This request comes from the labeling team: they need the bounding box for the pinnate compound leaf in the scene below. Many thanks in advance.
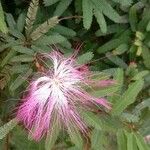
[129,6,137,31]
[91,129,105,150]
[146,20,150,31]
[77,52,94,65]
[125,131,134,150]
[106,52,128,69]
[13,46,34,55]
[0,2,8,33]
[45,123,60,150]
[53,25,76,37]
[97,39,124,54]
[91,0,122,23]
[30,16,59,41]
[44,0,60,6]
[132,71,149,81]
[10,55,34,62]
[0,50,16,67]
[82,0,93,29]
[0,118,18,140]
[112,0,133,6]
[9,69,33,92]
[25,0,39,34]
[121,112,139,123]
[134,133,149,150]
[94,9,107,33]
[5,13,16,30]
[68,127,83,149]
[142,46,150,69]
[95,24,127,37]
[113,43,129,55]
[117,129,127,150]
[11,64,30,74]
[112,80,144,115]
[82,111,102,130]
[133,98,150,116]
[17,12,26,32]
[35,34,67,45]
[54,0,73,16]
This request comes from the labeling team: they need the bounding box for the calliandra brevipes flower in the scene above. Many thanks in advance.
[16,51,112,141]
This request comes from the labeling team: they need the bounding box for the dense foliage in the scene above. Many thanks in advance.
[0,0,150,149]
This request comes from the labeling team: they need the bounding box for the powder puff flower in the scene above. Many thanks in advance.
[16,51,112,140]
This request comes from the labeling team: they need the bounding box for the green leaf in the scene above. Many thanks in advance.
[121,112,139,123]
[124,131,134,150]
[30,16,59,41]
[9,28,24,39]
[146,20,150,31]
[45,122,60,150]
[135,31,145,41]
[82,111,102,130]
[0,42,18,53]
[0,118,18,140]
[9,69,33,92]
[106,52,128,69]
[68,127,83,149]
[60,40,72,49]
[117,129,127,150]
[112,0,133,6]
[17,12,26,32]
[0,2,8,33]
[11,64,30,74]
[95,24,127,37]
[77,52,94,65]
[10,55,34,62]
[112,80,144,115]
[134,133,149,150]
[31,45,52,53]
[113,43,129,55]
[94,9,107,33]
[53,25,76,37]
[44,0,60,6]
[88,69,122,97]
[97,29,131,54]
[91,129,103,150]
[100,115,121,132]
[90,85,120,97]
[142,46,150,69]
[133,98,150,116]
[12,126,44,150]
[5,13,16,30]
[114,68,124,93]
[54,0,73,16]
[0,50,16,67]
[132,71,149,81]
[25,0,39,35]
[140,117,150,136]
[97,39,124,54]
[91,0,122,23]
[138,8,150,31]
[35,34,67,45]
[82,0,93,29]
[67,146,79,150]
[129,6,137,31]
[75,0,82,14]
[13,46,34,55]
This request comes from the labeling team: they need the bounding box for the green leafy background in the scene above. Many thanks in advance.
[0,0,150,149]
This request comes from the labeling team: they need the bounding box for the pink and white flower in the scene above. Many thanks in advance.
[16,51,111,140]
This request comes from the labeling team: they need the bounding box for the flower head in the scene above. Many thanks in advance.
[16,51,111,140]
